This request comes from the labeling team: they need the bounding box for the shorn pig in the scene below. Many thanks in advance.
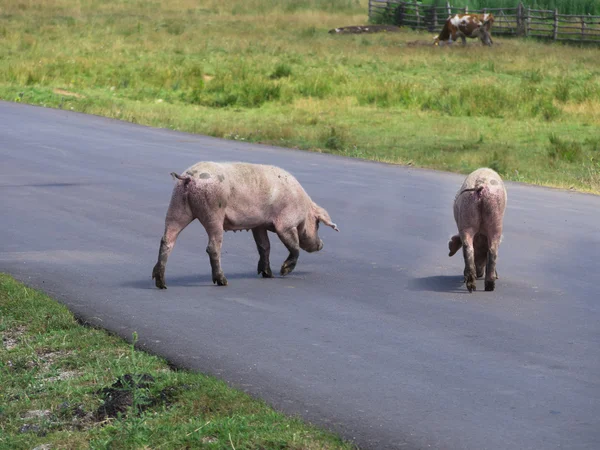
[448,167,507,292]
[152,162,339,288]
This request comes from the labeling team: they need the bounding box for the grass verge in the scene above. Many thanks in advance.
[0,273,356,450]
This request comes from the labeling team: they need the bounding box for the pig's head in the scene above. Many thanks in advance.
[298,202,339,253]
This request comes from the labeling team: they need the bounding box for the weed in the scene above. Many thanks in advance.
[488,150,510,175]
[547,133,583,162]
[299,26,317,38]
[324,127,344,150]
[554,77,571,103]
[270,63,292,79]
[523,69,544,83]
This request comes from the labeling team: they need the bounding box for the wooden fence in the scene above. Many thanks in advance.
[368,1,600,43]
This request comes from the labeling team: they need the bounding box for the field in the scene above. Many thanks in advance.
[1,0,599,193]
[0,273,355,449]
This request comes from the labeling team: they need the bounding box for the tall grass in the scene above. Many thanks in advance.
[421,0,600,15]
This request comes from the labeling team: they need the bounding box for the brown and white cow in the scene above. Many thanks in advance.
[433,13,494,46]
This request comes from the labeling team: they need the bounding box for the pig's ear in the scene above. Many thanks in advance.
[314,204,339,232]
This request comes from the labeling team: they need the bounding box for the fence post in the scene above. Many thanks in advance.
[581,16,585,40]
[526,6,531,37]
[415,0,420,29]
[516,2,523,36]
[465,6,468,14]
[433,5,438,30]
[553,9,558,40]
[394,2,405,27]
[446,1,451,18]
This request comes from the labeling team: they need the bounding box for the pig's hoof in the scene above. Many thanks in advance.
[465,275,476,293]
[260,268,273,278]
[257,262,273,278]
[152,265,167,289]
[280,261,296,276]
[485,280,495,291]
[213,274,228,286]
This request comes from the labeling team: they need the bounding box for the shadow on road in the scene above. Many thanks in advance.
[0,183,90,188]
[123,271,314,289]
[123,272,260,289]
[407,275,465,293]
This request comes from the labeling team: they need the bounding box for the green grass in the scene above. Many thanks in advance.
[418,0,600,15]
[0,273,356,450]
[1,0,599,193]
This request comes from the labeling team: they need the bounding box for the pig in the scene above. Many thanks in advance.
[448,167,507,292]
[152,161,339,289]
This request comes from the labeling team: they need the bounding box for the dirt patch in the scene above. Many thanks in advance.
[46,370,80,383]
[22,410,52,420]
[94,373,180,421]
[34,349,81,382]
[53,88,85,99]
[329,24,401,34]
[2,325,27,350]
[55,402,95,431]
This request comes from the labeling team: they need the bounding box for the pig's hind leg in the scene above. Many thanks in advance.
[461,230,477,293]
[252,227,273,278]
[152,192,193,289]
[474,233,489,279]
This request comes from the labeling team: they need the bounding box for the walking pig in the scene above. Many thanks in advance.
[448,167,507,292]
[152,161,339,288]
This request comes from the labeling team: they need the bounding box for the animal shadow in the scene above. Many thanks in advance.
[123,271,313,290]
[408,275,466,293]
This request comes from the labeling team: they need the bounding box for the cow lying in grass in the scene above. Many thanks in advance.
[448,168,507,292]
[433,13,495,46]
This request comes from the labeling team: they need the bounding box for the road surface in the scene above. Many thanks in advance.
[1,101,599,449]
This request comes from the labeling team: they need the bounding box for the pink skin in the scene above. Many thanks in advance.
[152,162,339,288]
[448,168,507,292]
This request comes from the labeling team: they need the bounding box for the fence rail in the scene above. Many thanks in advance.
[368,0,600,43]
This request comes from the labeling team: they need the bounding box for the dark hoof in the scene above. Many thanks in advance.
[485,280,495,291]
[280,261,297,276]
[213,274,228,286]
[260,269,274,278]
[465,275,476,293]
[152,264,167,289]
[257,262,273,278]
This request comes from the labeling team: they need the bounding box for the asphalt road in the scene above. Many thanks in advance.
[1,101,599,450]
